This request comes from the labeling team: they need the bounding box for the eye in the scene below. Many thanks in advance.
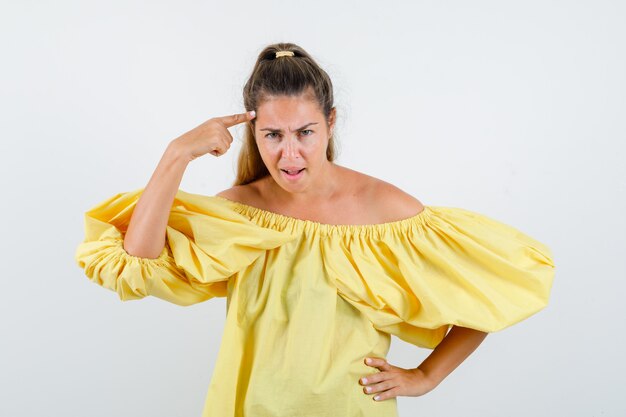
[301,129,313,136]
[265,132,279,139]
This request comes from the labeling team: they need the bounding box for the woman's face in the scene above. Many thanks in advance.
[253,93,335,196]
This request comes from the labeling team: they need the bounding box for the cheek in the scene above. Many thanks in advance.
[264,145,283,158]
[256,143,282,164]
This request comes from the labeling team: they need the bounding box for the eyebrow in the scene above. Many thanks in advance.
[259,122,318,133]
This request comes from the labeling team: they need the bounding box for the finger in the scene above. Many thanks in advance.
[210,138,231,156]
[372,387,400,402]
[210,145,224,156]
[364,357,391,371]
[359,372,379,386]
[363,379,394,396]
[216,110,256,128]
[360,370,393,386]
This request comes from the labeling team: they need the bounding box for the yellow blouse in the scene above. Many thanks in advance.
[74,187,555,417]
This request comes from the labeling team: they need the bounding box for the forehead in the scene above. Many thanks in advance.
[256,95,323,125]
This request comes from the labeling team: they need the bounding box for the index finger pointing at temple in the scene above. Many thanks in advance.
[216,111,256,128]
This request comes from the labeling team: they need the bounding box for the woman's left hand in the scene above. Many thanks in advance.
[359,357,439,401]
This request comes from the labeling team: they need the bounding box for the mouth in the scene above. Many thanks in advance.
[280,168,305,179]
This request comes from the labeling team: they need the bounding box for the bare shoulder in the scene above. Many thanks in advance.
[365,175,425,221]
[214,181,262,205]
[214,186,241,200]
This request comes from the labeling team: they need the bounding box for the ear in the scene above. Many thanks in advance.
[328,107,336,133]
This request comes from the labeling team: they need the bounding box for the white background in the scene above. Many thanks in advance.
[1,1,624,416]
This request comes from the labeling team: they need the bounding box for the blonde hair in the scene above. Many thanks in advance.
[234,42,338,186]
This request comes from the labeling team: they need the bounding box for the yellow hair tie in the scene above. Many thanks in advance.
[275,50,295,58]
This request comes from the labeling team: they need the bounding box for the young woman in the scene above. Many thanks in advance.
[75,42,555,417]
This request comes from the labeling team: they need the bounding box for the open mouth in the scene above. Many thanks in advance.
[281,168,305,178]
[281,168,305,174]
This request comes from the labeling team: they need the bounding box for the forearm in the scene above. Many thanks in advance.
[123,140,191,258]
[416,325,488,387]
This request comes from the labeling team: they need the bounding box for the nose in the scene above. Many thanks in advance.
[281,135,301,160]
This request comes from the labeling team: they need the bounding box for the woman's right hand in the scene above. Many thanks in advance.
[172,110,256,161]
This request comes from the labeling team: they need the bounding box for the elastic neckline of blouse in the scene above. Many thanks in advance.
[212,195,432,235]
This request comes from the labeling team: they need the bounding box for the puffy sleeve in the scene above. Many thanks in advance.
[74,187,298,306]
[324,206,556,349]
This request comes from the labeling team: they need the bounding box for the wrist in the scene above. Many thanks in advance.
[413,366,443,389]
[166,139,194,164]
